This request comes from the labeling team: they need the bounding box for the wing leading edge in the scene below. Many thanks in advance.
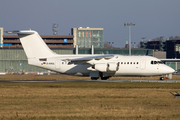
[62,54,115,64]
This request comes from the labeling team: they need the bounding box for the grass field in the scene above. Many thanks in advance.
[0,81,180,120]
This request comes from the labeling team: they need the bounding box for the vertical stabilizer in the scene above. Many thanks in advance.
[7,30,56,58]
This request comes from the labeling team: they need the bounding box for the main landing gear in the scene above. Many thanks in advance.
[100,76,109,80]
[90,71,112,80]
[91,76,110,80]
[91,77,99,80]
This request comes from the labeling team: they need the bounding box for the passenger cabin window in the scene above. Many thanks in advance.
[120,62,139,65]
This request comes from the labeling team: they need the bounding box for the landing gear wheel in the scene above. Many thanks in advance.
[101,77,109,80]
[160,77,164,80]
[91,77,99,80]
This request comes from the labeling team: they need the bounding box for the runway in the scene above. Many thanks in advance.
[0,79,180,83]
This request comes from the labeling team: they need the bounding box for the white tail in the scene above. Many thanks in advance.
[8,30,56,58]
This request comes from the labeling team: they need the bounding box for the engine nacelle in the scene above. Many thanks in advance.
[107,62,117,71]
[93,62,119,72]
[94,63,107,72]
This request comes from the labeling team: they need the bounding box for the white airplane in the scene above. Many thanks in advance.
[7,30,175,80]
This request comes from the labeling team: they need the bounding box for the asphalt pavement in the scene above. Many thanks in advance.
[0,79,180,83]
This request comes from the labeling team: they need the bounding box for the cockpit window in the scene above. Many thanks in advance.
[151,61,163,64]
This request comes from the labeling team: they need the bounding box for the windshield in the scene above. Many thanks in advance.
[151,61,163,64]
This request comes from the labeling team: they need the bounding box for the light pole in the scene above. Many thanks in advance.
[124,22,135,55]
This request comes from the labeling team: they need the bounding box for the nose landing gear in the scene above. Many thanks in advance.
[159,74,172,80]
[160,77,164,80]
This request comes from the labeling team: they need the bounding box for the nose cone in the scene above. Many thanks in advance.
[160,65,175,74]
[168,67,175,73]
[165,66,175,74]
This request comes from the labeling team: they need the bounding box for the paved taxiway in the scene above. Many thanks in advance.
[0,80,180,83]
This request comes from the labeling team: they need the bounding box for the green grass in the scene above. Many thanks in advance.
[0,82,180,120]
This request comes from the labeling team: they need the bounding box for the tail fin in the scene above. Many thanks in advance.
[7,30,56,58]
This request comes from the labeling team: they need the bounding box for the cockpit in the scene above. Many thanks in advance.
[151,61,163,64]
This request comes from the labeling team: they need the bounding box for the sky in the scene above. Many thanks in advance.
[1,0,180,48]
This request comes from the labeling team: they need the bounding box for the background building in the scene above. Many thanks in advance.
[166,40,180,59]
[0,28,3,47]
[140,39,180,59]
[140,40,166,51]
[72,27,104,48]
[3,35,74,48]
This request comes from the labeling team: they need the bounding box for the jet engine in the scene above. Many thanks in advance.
[107,62,119,71]
[94,63,107,72]
[93,62,119,72]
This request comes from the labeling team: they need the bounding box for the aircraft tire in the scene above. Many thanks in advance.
[101,77,109,80]
[160,77,164,80]
[91,77,98,80]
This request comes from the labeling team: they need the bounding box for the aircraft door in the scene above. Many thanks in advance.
[55,60,61,69]
[140,59,146,70]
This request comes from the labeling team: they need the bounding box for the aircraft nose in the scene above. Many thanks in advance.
[167,67,175,73]
[161,65,175,74]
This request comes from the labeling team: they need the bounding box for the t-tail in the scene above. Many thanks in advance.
[6,30,57,59]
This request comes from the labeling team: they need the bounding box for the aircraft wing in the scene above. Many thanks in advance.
[62,54,115,64]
